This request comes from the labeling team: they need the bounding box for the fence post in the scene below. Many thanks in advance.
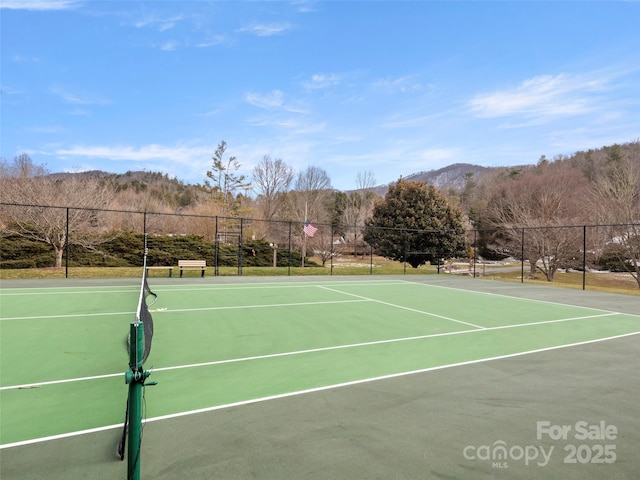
[582,225,587,291]
[65,207,69,278]
[521,228,525,283]
[214,217,219,276]
[370,244,373,275]
[330,223,334,276]
[238,218,243,276]
[288,222,292,276]
[473,229,477,278]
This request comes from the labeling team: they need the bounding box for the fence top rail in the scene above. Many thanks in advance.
[1,202,638,233]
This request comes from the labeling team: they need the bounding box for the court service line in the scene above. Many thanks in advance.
[0,280,405,296]
[2,328,638,451]
[0,311,619,392]
[317,284,485,329]
[151,281,406,294]
[0,299,370,321]
[165,298,370,314]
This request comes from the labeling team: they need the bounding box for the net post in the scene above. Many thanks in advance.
[125,322,150,480]
[120,235,156,479]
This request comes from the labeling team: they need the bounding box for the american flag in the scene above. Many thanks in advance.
[303,221,318,237]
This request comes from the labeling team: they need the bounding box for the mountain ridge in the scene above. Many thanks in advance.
[369,162,529,196]
[46,163,529,197]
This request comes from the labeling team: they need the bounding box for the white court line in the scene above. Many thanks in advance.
[0,299,370,321]
[0,311,619,392]
[0,279,406,296]
[0,288,140,297]
[153,280,406,292]
[0,311,135,321]
[318,284,485,329]
[164,299,369,314]
[2,328,639,451]
[401,279,640,317]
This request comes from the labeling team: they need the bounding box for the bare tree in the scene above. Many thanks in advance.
[252,155,294,222]
[355,170,376,191]
[590,143,640,287]
[290,166,332,223]
[342,171,378,254]
[284,166,333,266]
[487,164,590,281]
[310,227,336,266]
[0,154,116,268]
[1,153,48,178]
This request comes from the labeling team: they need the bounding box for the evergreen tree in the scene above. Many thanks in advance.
[364,179,467,267]
[204,140,250,216]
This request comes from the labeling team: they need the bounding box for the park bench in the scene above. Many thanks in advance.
[145,265,174,277]
[178,259,206,277]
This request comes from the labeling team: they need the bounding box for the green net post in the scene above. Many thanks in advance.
[124,322,151,480]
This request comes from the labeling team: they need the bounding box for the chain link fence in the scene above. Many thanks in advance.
[1,202,638,290]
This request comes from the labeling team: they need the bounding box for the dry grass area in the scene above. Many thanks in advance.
[481,268,640,296]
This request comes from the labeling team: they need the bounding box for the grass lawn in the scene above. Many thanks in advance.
[1,255,638,296]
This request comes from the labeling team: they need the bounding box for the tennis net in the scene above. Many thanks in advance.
[136,251,157,364]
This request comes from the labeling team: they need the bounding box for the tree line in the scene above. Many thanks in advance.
[1,140,638,287]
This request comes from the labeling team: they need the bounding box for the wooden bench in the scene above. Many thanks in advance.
[178,259,206,277]
[146,266,174,277]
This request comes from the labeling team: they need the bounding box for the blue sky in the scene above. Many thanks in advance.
[2,1,639,191]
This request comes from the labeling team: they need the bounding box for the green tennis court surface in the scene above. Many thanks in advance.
[1,276,639,479]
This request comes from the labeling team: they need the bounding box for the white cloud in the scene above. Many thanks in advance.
[247,116,325,134]
[372,75,425,94]
[158,21,178,32]
[51,143,214,181]
[291,1,318,13]
[159,40,179,51]
[416,148,459,163]
[196,35,227,48]
[468,72,608,120]
[383,112,446,129]
[198,107,222,117]
[51,87,110,105]
[55,144,211,164]
[1,0,80,10]
[245,90,308,114]
[12,54,42,63]
[238,23,294,37]
[134,14,185,31]
[245,90,285,109]
[47,143,216,183]
[303,73,341,90]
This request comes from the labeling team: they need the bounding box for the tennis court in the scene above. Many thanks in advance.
[1,275,639,479]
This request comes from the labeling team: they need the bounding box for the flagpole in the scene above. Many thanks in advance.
[302,202,307,268]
